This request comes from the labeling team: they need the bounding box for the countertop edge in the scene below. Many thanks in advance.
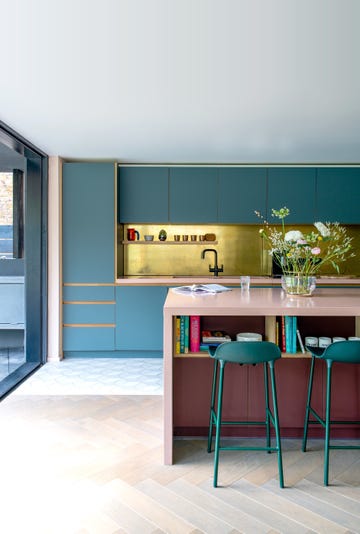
[115,276,360,287]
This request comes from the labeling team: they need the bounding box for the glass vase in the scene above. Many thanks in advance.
[281,274,316,296]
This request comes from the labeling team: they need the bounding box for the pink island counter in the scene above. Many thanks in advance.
[163,287,360,464]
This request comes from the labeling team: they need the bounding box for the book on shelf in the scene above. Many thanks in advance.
[177,315,190,353]
[189,315,201,352]
[180,315,185,353]
[292,316,297,353]
[175,316,181,354]
[202,330,231,343]
[172,284,232,295]
[184,315,189,353]
[285,315,297,354]
[297,328,306,353]
[281,316,286,352]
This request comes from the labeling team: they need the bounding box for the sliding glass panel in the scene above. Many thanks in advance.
[0,125,47,397]
[0,171,25,381]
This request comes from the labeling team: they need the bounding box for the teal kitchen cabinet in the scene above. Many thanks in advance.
[218,168,267,223]
[63,286,115,352]
[316,168,360,223]
[118,166,169,222]
[63,162,115,283]
[115,286,167,356]
[267,168,316,223]
[63,327,115,352]
[169,167,218,222]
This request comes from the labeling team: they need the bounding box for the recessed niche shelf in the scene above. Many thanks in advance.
[122,240,218,245]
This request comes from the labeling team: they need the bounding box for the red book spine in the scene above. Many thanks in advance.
[281,316,286,352]
[190,316,201,353]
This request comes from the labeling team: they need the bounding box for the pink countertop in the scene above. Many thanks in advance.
[116,276,359,287]
[164,286,360,317]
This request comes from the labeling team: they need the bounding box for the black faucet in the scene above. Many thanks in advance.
[201,248,224,277]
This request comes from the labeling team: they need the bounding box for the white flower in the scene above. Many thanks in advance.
[314,222,330,237]
[284,230,303,242]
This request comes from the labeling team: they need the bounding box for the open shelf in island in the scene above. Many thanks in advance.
[163,286,360,464]
[122,240,218,245]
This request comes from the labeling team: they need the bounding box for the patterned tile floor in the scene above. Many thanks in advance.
[13,358,163,395]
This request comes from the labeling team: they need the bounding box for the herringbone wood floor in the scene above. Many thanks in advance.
[1,394,359,534]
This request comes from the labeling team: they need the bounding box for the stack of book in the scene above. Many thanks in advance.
[174,320,232,354]
[200,330,231,351]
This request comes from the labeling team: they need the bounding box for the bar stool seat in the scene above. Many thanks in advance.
[207,341,284,488]
[302,340,360,485]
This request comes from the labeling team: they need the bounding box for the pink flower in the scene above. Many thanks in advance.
[311,247,321,255]
[297,239,308,245]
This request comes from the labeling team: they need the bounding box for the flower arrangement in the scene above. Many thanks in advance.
[256,207,355,276]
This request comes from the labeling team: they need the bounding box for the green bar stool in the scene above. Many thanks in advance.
[207,341,284,488]
[302,340,360,486]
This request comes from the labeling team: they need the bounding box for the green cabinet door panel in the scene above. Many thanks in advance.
[118,166,169,222]
[169,168,218,222]
[63,286,115,301]
[316,168,360,223]
[115,286,167,352]
[63,162,115,283]
[267,168,316,223]
[63,327,115,351]
[218,168,267,223]
[63,303,115,324]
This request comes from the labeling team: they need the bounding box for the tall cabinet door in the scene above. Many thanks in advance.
[63,162,115,283]
[118,166,169,222]
[316,168,360,223]
[218,168,267,223]
[267,168,316,223]
[169,167,218,222]
[115,286,167,353]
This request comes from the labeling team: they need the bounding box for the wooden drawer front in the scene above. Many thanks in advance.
[63,327,115,351]
[63,285,115,301]
[63,303,115,325]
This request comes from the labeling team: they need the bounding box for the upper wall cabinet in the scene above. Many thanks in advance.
[63,162,115,283]
[267,168,316,223]
[118,166,169,222]
[218,168,267,223]
[169,167,218,222]
[316,168,360,223]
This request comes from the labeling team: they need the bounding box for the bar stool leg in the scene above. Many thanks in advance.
[213,360,225,488]
[269,361,284,488]
[302,356,316,452]
[324,361,333,486]
[207,359,218,453]
[263,362,271,451]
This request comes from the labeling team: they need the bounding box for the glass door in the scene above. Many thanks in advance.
[0,169,25,380]
[0,124,47,397]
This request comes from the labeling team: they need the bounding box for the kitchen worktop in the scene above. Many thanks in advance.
[116,275,360,286]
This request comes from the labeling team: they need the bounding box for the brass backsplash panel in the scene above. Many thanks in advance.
[118,224,360,277]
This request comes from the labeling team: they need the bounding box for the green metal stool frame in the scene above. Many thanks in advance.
[207,341,284,488]
[302,340,360,486]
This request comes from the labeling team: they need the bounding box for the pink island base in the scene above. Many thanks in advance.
[163,287,360,464]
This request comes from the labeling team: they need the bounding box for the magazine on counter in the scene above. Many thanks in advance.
[172,283,232,295]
